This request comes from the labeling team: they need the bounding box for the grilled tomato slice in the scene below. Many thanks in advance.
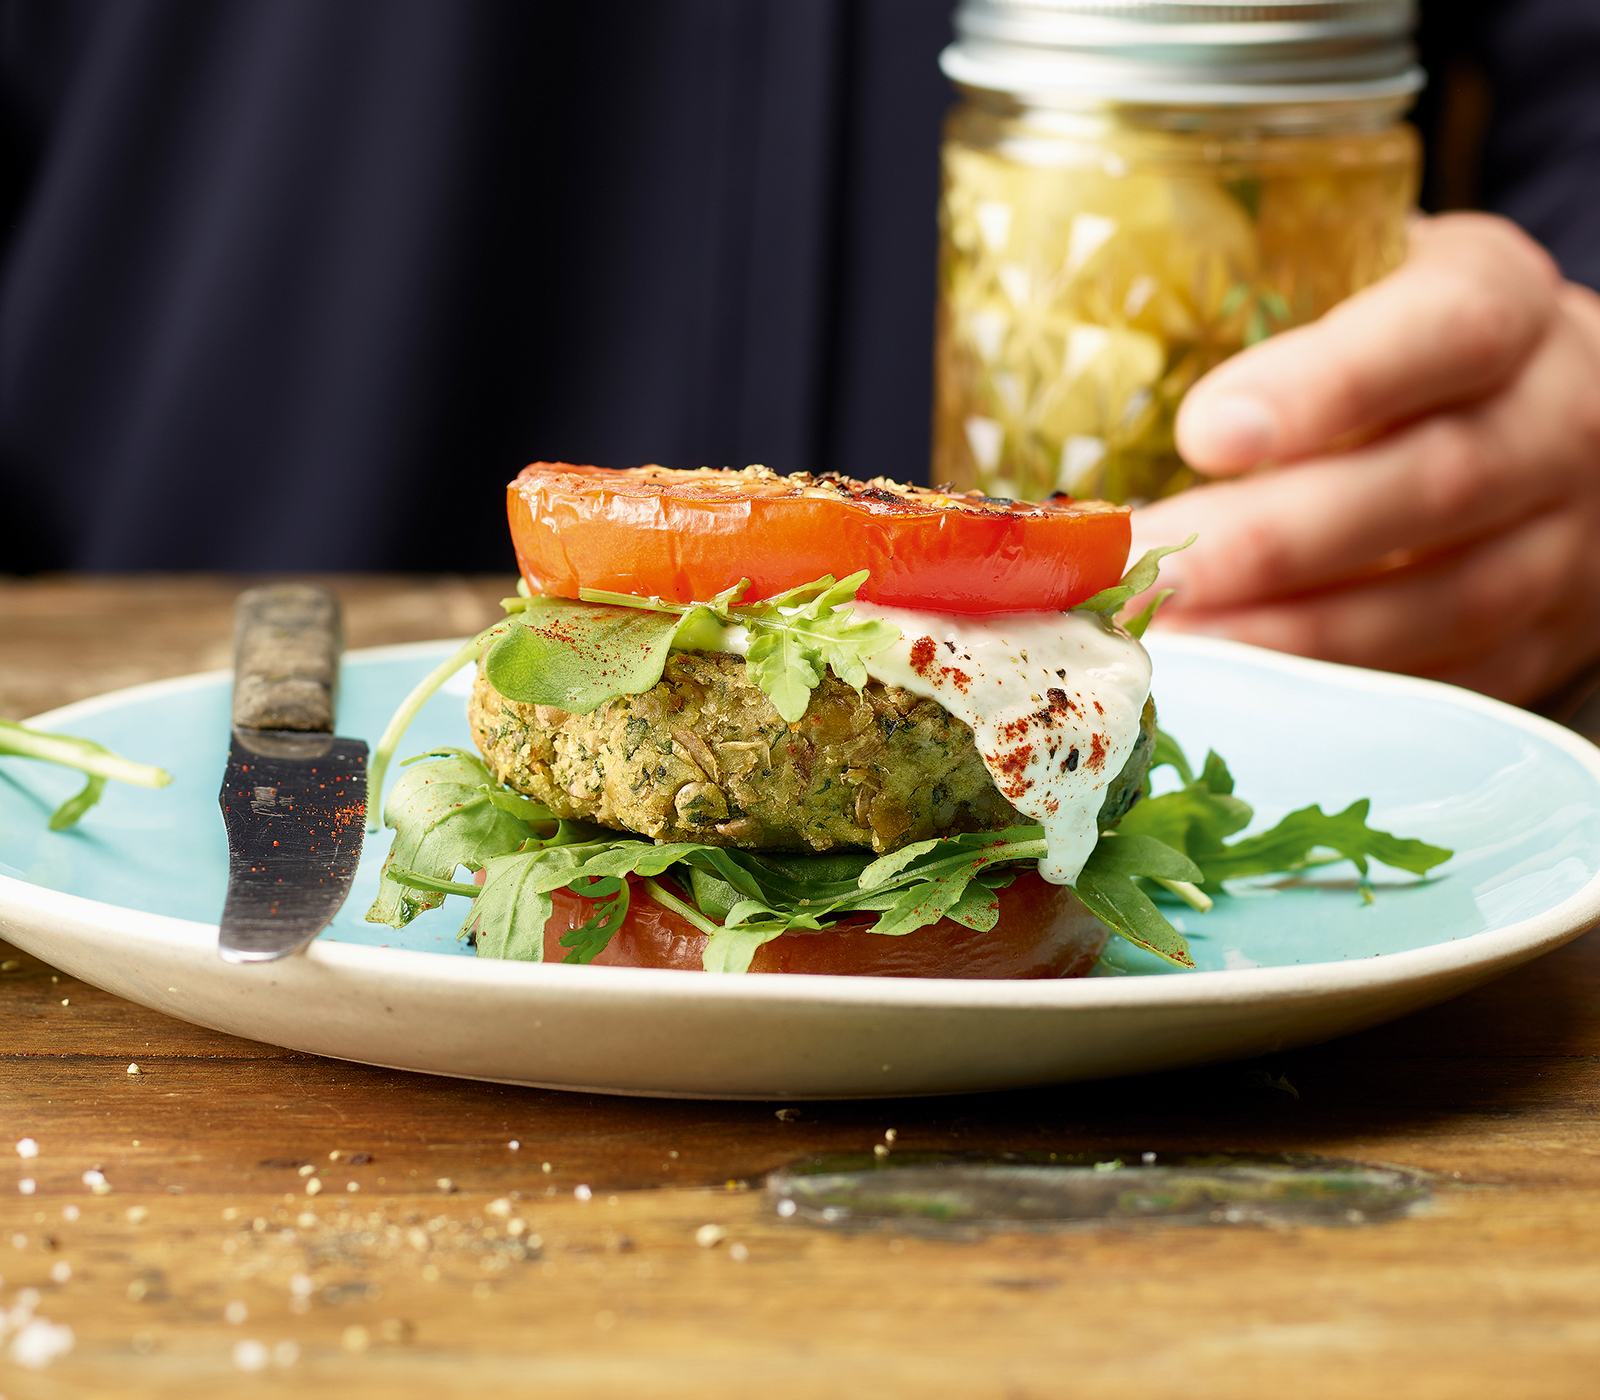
[543,873,1109,978]
[508,463,1130,614]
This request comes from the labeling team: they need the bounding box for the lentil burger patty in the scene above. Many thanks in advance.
[469,650,1156,854]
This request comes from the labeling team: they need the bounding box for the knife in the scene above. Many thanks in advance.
[217,585,369,963]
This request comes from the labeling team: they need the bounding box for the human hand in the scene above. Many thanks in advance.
[1130,213,1600,704]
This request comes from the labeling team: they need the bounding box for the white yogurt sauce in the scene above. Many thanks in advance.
[848,604,1152,885]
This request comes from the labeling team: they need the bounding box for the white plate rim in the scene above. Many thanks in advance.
[5,634,1600,1014]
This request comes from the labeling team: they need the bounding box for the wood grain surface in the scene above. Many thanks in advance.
[3,576,1599,1399]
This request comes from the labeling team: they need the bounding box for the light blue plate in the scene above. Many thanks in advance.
[5,635,1600,1097]
[2,635,1597,976]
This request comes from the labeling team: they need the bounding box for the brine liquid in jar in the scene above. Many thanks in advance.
[932,102,1420,505]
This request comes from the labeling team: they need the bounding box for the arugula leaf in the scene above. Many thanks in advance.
[1147,728,1194,786]
[1117,772,1254,882]
[1199,800,1453,884]
[760,571,902,699]
[478,785,556,824]
[637,874,793,974]
[856,836,948,890]
[0,718,171,831]
[366,748,537,927]
[942,877,1002,932]
[472,850,556,960]
[871,868,975,938]
[1083,831,1203,884]
[576,569,901,724]
[1126,730,1452,892]
[556,876,631,964]
[745,627,824,725]
[47,774,107,832]
[738,571,901,722]
[367,733,1448,977]
[485,597,682,714]
[687,866,743,921]
[1121,588,1175,640]
[1079,536,1196,626]
[703,923,789,974]
[1074,863,1197,968]
[1070,832,1205,967]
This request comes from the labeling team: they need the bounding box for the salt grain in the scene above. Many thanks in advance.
[61,1205,79,1222]
[232,1339,269,1372]
[694,1224,726,1248]
[729,1243,750,1262]
[126,1064,139,1076]
[16,1138,38,1159]
[125,1207,148,1224]
[435,1178,455,1193]
[305,1179,322,1197]
[508,1140,520,1151]
[49,1261,71,1283]
[10,1317,75,1370]
[17,1179,34,1196]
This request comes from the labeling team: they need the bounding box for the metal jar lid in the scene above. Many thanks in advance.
[942,0,1425,106]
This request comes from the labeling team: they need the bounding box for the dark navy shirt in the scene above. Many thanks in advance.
[0,1,1593,571]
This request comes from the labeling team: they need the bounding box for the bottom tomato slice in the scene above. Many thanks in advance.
[508,463,1130,614]
[540,873,1108,979]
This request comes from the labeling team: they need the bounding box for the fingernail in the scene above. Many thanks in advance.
[1188,393,1278,465]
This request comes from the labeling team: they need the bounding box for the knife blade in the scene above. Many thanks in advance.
[218,585,369,963]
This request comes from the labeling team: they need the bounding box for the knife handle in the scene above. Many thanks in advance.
[231,585,343,733]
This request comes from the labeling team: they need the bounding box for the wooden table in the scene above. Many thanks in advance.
[4,575,1599,1399]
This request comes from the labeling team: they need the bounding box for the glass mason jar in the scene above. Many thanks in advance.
[932,0,1424,504]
